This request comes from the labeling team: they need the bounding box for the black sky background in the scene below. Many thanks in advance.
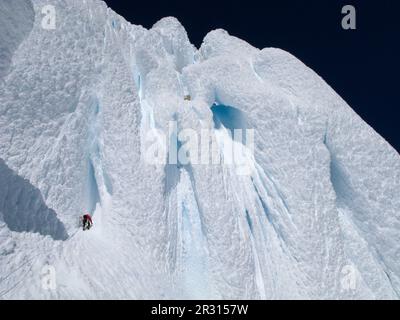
[104,0,399,152]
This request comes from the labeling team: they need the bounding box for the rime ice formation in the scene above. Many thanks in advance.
[0,0,399,299]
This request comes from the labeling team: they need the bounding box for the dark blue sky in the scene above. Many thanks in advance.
[104,0,399,152]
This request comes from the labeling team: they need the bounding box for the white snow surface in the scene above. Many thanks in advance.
[0,0,399,299]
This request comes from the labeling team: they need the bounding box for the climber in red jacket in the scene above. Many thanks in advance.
[82,213,93,231]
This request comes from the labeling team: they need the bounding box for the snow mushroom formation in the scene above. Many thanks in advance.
[0,0,399,299]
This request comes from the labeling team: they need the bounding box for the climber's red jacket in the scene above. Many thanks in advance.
[83,214,92,224]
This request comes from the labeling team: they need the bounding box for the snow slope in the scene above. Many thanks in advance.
[0,0,399,299]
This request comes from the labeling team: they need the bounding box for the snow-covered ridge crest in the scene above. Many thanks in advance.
[0,0,399,299]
